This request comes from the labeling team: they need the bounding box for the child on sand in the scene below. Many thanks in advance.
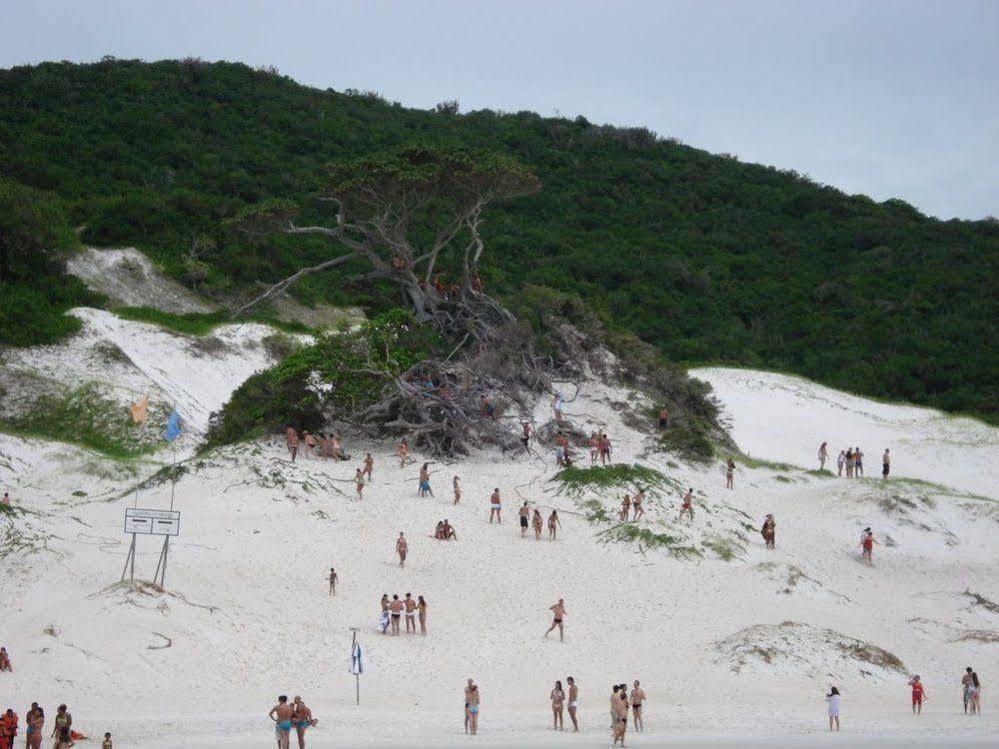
[102,732,112,749]
[826,687,841,731]
[859,527,877,565]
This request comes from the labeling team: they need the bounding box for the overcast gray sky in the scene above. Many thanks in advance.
[3,0,997,219]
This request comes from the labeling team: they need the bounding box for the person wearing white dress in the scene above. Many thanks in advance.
[826,687,841,731]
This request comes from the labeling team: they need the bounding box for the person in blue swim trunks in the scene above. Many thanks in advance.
[269,695,294,749]
[292,696,317,749]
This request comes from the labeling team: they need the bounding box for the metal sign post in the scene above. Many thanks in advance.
[122,508,181,587]
[350,627,361,706]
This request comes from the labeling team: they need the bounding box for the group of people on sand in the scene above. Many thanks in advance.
[379,593,428,636]
[587,432,613,465]
[0,703,95,749]
[610,682,648,745]
[818,442,892,480]
[284,427,350,463]
[618,489,647,521]
[548,677,582,732]
[519,501,562,540]
[268,695,316,749]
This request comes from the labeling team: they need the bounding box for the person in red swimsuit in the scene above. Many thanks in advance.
[908,675,926,715]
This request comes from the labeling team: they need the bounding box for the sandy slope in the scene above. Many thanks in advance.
[1,322,997,747]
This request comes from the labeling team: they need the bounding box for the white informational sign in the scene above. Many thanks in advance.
[124,508,181,536]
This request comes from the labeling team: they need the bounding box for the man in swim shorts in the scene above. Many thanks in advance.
[327,567,338,596]
[679,488,695,522]
[519,501,531,536]
[631,680,646,731]
[490,488,502,524]
[404,593,417,634]
[269,695,294,749]
[545,599,566,642]
[882,449,890,479]
[567,676,579,732]
[292,696,315,749]
[389,594,404,635]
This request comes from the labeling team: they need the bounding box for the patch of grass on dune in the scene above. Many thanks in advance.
[552,463,674,497]
[597,522,703,560]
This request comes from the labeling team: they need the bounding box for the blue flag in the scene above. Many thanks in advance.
[164,410,181,442]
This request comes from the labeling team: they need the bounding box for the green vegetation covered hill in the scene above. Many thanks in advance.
[1,58,996,421]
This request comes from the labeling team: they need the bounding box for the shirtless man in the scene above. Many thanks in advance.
[679,488,695,522]
[363,453,374,481]
[726,457,735,489]
[269,695,295,749]
[490,488,502,524]
[396,532,408,568]
[286,427,299,462]
[854,447,864,477]
[464,679,475,733]
[521,421,532,451]
[600,434,612,465]
[292,696,316,749]
[418,463,434,498]
[396,439,410,469]
[567,676,580,732]
[404,592,417,634]
[631,680,646,731]
[389,594,404,635]
[453,475,462,505]
[327,567,338,596]
[588,433,599,465]
[882,449,891,480]
[632,489,645,521]
[519,501,531,537]
[613,687,629,746]
[302,431,317,459]
[532,509,543,540]
[443,519,457,540]
[545,598,567,642]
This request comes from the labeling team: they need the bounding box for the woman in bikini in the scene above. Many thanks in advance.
[417,595,428,636]
[726,457,735,489]
[354,468,365,500]
[27,707,43,749]
[532,509,543,540]
[620,494,631,522]
[453,475,462,505]
[551,680,566,731]
[363,453,374,480]
[467,684,480,735]
[548,510,562,540]
[292,696,316,749]
[302,431,317,459]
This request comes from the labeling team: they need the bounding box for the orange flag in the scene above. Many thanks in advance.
[131,395,149,425]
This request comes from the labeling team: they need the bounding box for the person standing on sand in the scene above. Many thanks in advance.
[363,453,374,481]
[269,695,294,749]
[354,468,365,500]
[453,475,462,505]
[854,447,864,477]
[631,680,646,732]
[327,567,338,596]
[612,687,629,746]
[553,392,565,422]
[286,427,299,462]
[588,433,599,465]
[620,494,631,521]
[50,705,71,745]
[882,449,891,480]
[396,439,409,469]
[0,646,11,672]
[658,408,669,430]
[404,592,417,634]
[532,508,543,540]
[519,501,531,536]
[467,684,480,735]
[837,450,846,477]
[464,679,475,733]
[825,687,841,731]
[726,457,735,489]
[845,448,854,478]
[490,488,502,524]
[396,532,408,568]
[292,696,316,749]
[908,675,926,715]
[600,433,612,465]
[566,677,579,732]
[818,442,828,470]
[679,488,695,522]
[545,599,567,641]
[761,514,776,550]
[521,421,532,451]
[548,510,562,540]
[417,595,428,635]
[389,594,404,635]
[551,680,566,730]
[632,489,645,521]
[1,491,10,506]
[302,431,317,459]
[859,527,877,565]
[418,463,434,497]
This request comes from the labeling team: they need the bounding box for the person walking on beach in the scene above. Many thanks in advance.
[882,449,891,480]
[453,475,462,505]
[548,510,562,540]
[837,450,846,477]
[532,508,543,540]
[845,448,854,478]
[363,453,374,481]
[418,463,434,497]
[521,421,532,451]
[854,447,864,477]
[600,433,612,465]
[631,680,646,732]
[679,488,695,522]
[612,686,629,746]
[567,676,580,732]
[620,494,631,521]
[396,532,408,568]
[269,695,294,749]
[726,457,735,489]
[519,501,531,537]
[389,594,404,635]
[354,467,365,500]
[859,527,877,565]
[908,675,926,715]
[632,489,645,521]
[464,679,475,734]
[417,595,428,635]
[826,687,841,731]
[51,705,71,746]
[327,567,338,596]
[818,442,828,470]
[490,488,502,524]
[962,668,976,714]
[550,680,566,731]
[396,439,410,468]
[286,427,299,462]
[467,683,480,735]
[761,514,776,550]
[545,599,567,642]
